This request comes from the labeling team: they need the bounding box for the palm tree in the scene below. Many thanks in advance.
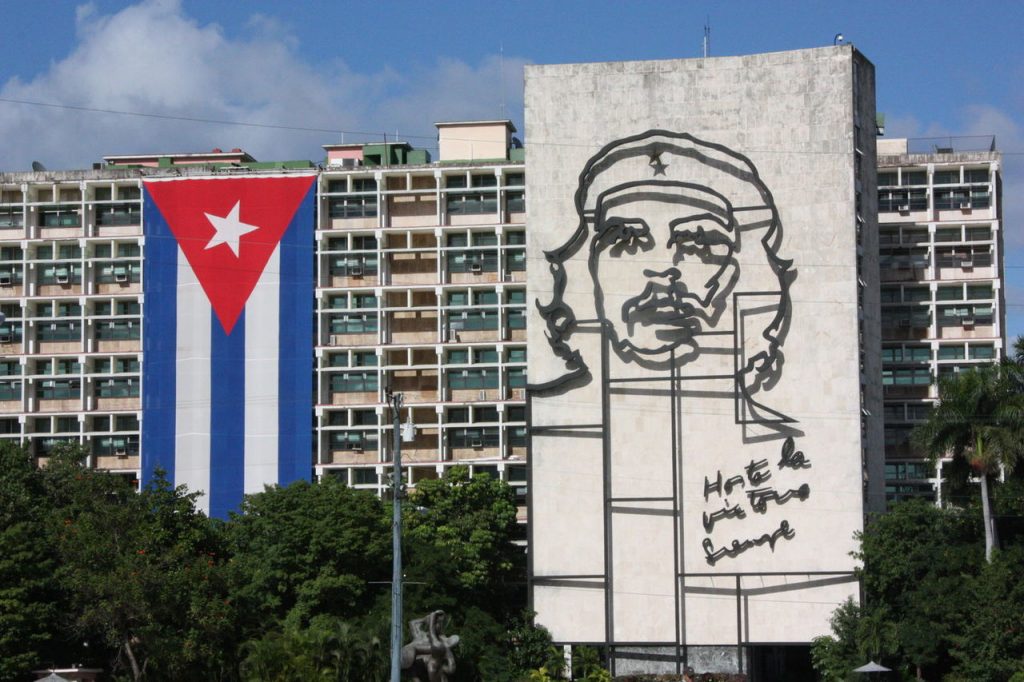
[911,361,1024,562]
[1013,334,1024,365]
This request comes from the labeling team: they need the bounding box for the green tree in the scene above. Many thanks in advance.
[226,477,390,632]
[0,442,58,681]
[946,545,1024,680]
[912,361,1024,562]
[42,445,234,681]
[403,466,521,615]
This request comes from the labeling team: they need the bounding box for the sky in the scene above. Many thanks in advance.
[1,0,1023,338]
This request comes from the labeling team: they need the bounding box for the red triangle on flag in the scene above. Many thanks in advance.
[145,176,315,334]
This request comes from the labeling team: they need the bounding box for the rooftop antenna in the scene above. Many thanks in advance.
[500,41,506,119]
[703,17,710,58]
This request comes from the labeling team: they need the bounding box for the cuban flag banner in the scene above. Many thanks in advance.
[141,175,316,517]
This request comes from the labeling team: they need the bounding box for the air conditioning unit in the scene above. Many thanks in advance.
[961,260,974,268]
[471,440,483,448]
[470,262,482,273]
[0,334,11,344]
[114,272,128,283]
[115,448,127,458]
[962,318,975,327]
[56,274,70,284]
[0,274,11,286]
[349,267,363,277]
[959,202,971,209]
[351,443,363,452]
[898,205,910,212]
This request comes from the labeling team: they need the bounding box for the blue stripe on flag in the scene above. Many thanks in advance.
[141,189,178,488]
[278,183,315,485]
[209,309,246,518]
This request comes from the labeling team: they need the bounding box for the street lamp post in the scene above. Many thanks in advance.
[388,390,405,682]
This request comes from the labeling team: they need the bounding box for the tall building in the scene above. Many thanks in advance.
[525,46,882,676]
[315,121,528,517]
[0,121,528,526]
[877,136,1005,505]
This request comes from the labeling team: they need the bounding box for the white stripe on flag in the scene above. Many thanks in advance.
[175,247,212,515]
[245,246,281,495]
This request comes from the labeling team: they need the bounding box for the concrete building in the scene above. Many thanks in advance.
[524,46,882,677]
[315,120,529,511]
[0,121,529,523]
[876,136,1005,505]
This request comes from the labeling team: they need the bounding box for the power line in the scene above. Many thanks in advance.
[3,96,1024,155]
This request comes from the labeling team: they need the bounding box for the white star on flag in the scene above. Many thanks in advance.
[204,200,260,257]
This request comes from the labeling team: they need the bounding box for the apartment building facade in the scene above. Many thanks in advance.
[877,137,1005,505]
[0,121,528,522]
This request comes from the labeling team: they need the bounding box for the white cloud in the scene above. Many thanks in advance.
[0,0,527,169]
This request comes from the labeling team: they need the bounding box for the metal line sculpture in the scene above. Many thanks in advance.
[532,129,795,417]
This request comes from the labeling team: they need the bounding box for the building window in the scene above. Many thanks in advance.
[449,427,499,448]
[901,171,927,186]
[327,178,378,218]
[96,262,140,284]
[447,290,498,331]
[38,380,81,400]
[937,345,965,361]
[447,232,499,273]
[95,320,141,340]
[93,435,139,456]
[885,461,933,480]
[881,368,931,386]
[966,284,993,300]
[96,203,141,226]
[328,430,378,452]
[351,467,378,485]
[38,206,80,228]
[0,321,23,343]
[937,305,993,327]
[0,380,21,401]
[965,226,992,241]
[446,174,497,215]
[95,378,139,398]
[329,312,378,335]
[446,347,499,390]
[506,173,525,213]
[0,264,23,286]
[448,367,499,390]
[507,367,527,388]
[38,321,81,342]
[38,265,82,286]
[330,371,378,393]
[0,207,23,229]
[968,344,995,360]
[329,351,377,368]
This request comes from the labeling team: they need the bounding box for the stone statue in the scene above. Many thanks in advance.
[400,610,460,682]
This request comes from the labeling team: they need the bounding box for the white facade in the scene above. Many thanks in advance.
[525,46,882,673]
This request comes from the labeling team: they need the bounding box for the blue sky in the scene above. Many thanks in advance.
[2,0,1023,338]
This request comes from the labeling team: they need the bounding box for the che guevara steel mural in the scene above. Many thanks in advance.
[531,130,811,566]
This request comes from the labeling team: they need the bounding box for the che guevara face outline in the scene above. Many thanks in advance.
[588,181,741,362]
